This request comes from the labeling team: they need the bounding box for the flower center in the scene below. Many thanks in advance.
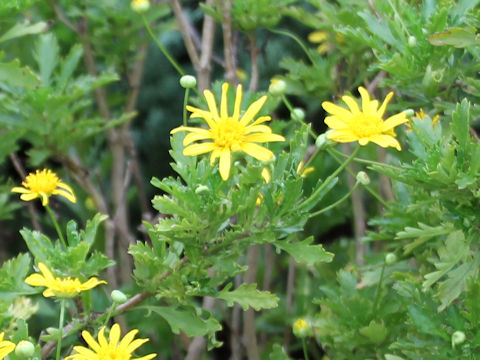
[212,118,245,150]
[53,277,82,295]
[351,114,383,138]
[98,349,130,360]
[23,170,60,194]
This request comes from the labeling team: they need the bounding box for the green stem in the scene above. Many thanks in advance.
[45,205,67,250]
[302,338,310,360]
[56,300,66,360]
[268,28,316,65]
[281,95,317,138]
[327,148,391,209]
[310,181,360,218]
[371,261,386,319]
[142,15,185,77]
[329,147,399,169]
[300,146,360,211]
[183,88,190,127]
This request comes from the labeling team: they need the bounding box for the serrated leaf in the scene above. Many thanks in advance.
[0,21,48,43]
[217,283,279,311]
[359,320,388,344]
[274,236,334,265]
[428,27,480,48]
[33,33,59,86]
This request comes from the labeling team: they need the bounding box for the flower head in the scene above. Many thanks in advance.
[25,263,106,298]
[322,87,408,150]
[11,169,76,206]
[131,0,150,12]
[292,318,310,338]
[0,333,14,360]
[66,323,156,360]
[171,83,285,180]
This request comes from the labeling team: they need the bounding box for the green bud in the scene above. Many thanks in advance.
[111,290,128,304]
[268,78,287,96]
[131,0,150,13]
[403,109,414,117]
[195,185,210,194]
[356,171,370,185]
[385,252,397,265]
[291,108,305,122]
[408,36,417,47]
[451,330,466,348]
[15,341,35,359]
[315,132,334,150]
[179,75,197,89]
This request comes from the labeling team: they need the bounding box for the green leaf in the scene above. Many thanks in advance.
[0,253,37,299]
[451,99,470,165]
[359,320,388,344]
[33,33,59,86]
[274,236,334,265]
[0,58,40,88]
[217,283,279,311]
[82,213,108,246]
[396,222,454,254]
[0,21,47,43]
[269,344,292,360]
[428,27,480,48]
[407,304,448,339]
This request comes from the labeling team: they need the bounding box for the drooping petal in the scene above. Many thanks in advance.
[244,125,272,134]
[240,143,274,162]
[53,188,77,204]
[183,142,216,156]
[369,134,402,150]
[210,148,221,165]
[232,84,243,120]
[183,132,212,146]
[79,277,107,291]
[11,186,30,194]
[239,96,267,126]
[248,115,271,127]
[185,106,217,128]
[221,82,231,119]
[219,149,231,181]
[39,192,49,206]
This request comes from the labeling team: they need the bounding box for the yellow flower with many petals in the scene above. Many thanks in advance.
[171,83,285,180]
[322,87,408,150]
[11,169,76,206]
[25,263,106,298]
[66,323,156,360]
[0,333,14,360]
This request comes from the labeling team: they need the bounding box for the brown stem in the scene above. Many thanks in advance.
[185,296,216,360]
[198,0,216,92]
[219,0,237,85]
[248,31,259,93]
[283,256,296,352]
[230,274,243,360]
[242,245,260,360]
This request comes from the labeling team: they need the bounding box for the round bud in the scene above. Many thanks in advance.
[195,185,210,194]
[111,290,128,304]
[15,341,35,359]
[268,78,287,96]
[451,330,466,347]
[131,0,150,13]
[292,318,309,338]
[408,36,417,47]
[385,252,397,265]
[179,75,197,89]
[356,171,370,186]
[291,108,306,122]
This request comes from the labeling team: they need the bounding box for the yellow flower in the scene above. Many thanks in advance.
[296,161,315,178]
[292,318,309,338]
[405,108,440,131]
[131,0,150,12]
[25,263,106,298]
[322,87,408,150]
[171,83,285,180]
[66,323,156,360]
[0,333,14,360]
[11,169,76,206]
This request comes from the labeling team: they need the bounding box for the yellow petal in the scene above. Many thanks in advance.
[81,331,101,352]
[11,186,30,194]
[322,101,353,121]
[324,116,348,129]
[97,327,108,348]
[24,273,48,287]
[248,115,271,127]
[308,31,327,43]
[43,289,55,297]
[240,143,274,162]
[185,106,216,128]
[244,125,272,134]
[341,95,360,114]
[183,142,216,156]
[261,168,271,183]
[219,149,231,181]
[125,338,149,353]
[53,188,76,204]
[244,133,285,143]
[358,87,373,115]
[204,89,220,122]
[220,82,229,119]
[239,96,267,126]
[118,328,139,350]
[369,134,402,150]
[135,354,157,360]
[38,263,55,282]
[80,277,107,291]
[183,132,212,146]
[327,129,359,143]
[232,84,243,120]
[19,193,38,202]
[382,113,408,131]
[377,91,394,118]
[109,323,121,347]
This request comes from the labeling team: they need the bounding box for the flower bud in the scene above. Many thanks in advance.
[268,78,287,96]
[385,252,397,265]
[111,290,128,304]
[179,75,197,89]
[408,36,417,47]
[291,108,305,122]
[356,171,370,186]
[315,132,334,150]
[403,109,414,117]
[131,0,150,13]
[292,318,309,338]
[451,330,466,348]
[15,341,35,359]
[195,185,210,194]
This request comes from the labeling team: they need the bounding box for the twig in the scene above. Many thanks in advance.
[48,0,79,33]
[198,0,216,91]
[219,0,238,85]
[248,31,259,93]
[243,245,260,360]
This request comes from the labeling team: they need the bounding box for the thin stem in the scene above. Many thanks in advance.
[281,95,317,138]
[302,338,310,360]
[142,15,185,77]
[183,88,190,126]
[56,300,66,360]
[310,181,361,218]
[371,261,386,318]
[268,28,316,65]
[103,303,116,327]
[45,205,67,250]
[300,146,360,211]
[329,147,399,169]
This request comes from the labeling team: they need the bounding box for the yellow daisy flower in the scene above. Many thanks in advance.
[66,323,156,360]
[0,333,15,360]
[171,82,285,180]
[25,263,106,298]
[11,169,76,206]
[322,87,408,150]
